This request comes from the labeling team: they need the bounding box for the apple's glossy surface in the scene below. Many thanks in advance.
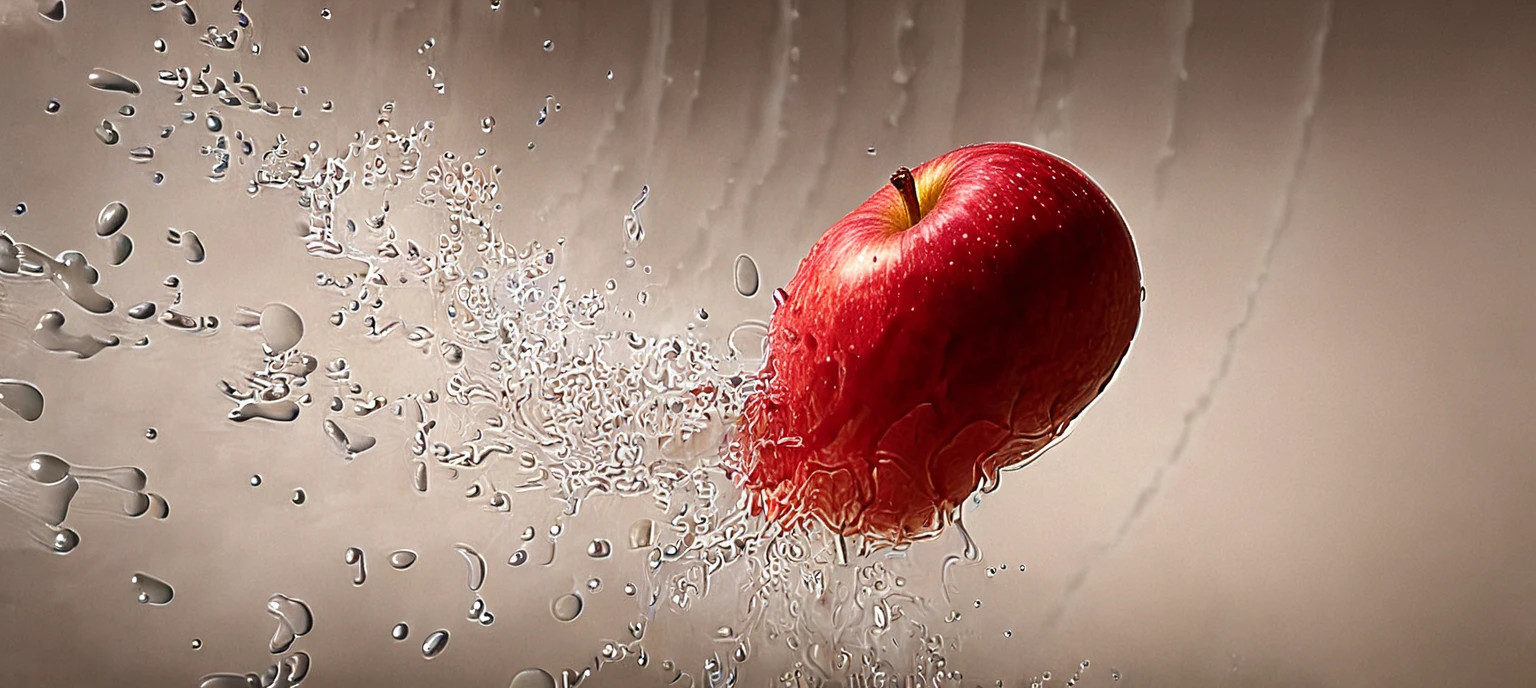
[735,142,1142,544]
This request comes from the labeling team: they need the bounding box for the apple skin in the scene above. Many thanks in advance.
[733,142,1141,544]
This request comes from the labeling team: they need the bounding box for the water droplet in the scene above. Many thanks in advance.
[259,303,304,351]
[455,544,487,591]
[152,172,164,184]
[205,112,222,132]
[509,668,557,688]
[411,460,428,492]
[388,550,417,570]
[0,379,44,422]
[542,40,553,51]
[38,0,65,22]
[320,8,331,19]
[421,629,449,659]
[481,117,495,133]
[733,254,760,296]
[550,593,582,622]
[118,104,136,117]
[627,519,654,549]
[867,147,878,155]
[344,547,366,585]
[94,201,129,239]
[45,99,60,114]
[508,549,527,566]
[131,572,174,605]
[622,582,636,596]
[144,427,158,440]
[12,203,26,216]
[129,146,154,162]
[87,68,141,95]
[250,474,262,487]
[291,488,306,505]
[586,539,611,559]
[296,45,311,63]
[153,38,167,52]
[191,638,202,649]
[266,594,313,653]
[606,70,614,80]
[95,120,120,145]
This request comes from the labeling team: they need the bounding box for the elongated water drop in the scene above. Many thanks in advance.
[734,254,760,297]
[344,547,365,585]
[421,630,449,659]
[87,68,141,95]
[0,379,44,421]
[455,544,486,591]
[131,572,174,604]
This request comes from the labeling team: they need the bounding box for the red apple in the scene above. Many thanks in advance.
[732,142,1141,545]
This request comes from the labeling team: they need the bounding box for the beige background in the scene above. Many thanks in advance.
[1,0,1533,686]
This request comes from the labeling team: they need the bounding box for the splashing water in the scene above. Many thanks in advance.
[0,7,1025,687]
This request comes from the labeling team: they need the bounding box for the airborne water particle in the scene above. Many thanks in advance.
[421,630,449,659]
[131,572,175,605]
[734,254,760,296]
[97,201,128,236]
[38,0,65,22]
[550,593,582,622]
[95,121,120,145]
[509,668,557,688]
[344,547,365,584]
[0,379,45,422]
[86,68,141,95]
[388,550,417,570]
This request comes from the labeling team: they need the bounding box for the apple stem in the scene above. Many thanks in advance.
[889,167,922,228]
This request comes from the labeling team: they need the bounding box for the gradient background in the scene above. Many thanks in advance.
[1,0,1533,686]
